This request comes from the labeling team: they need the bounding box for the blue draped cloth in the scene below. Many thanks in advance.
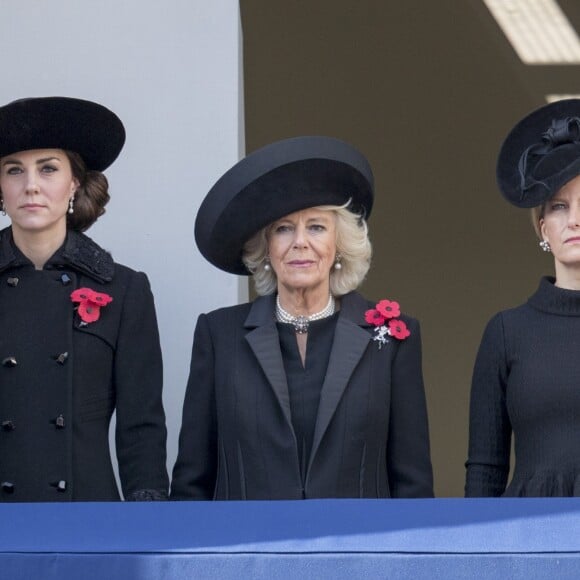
[1,499,580,579]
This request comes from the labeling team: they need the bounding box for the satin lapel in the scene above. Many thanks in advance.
[307,312,371,475]
[244,297,293,430]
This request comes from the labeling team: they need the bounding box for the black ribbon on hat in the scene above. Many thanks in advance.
[518,116,580,202]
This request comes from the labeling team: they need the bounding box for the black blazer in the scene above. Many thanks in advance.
[0,228,168,501]
[171,291,433,500]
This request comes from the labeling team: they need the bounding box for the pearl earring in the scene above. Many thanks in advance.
[264,257,271,271]
[539,240,551,253]
[334,254,342,270]
[68,197,75,215]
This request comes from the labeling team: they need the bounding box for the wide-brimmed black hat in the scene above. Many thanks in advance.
[497,98,580,208]
[0,96,125,171]
[195,136,374,275]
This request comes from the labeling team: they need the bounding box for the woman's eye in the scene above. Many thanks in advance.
[550,202,567,211]
[5,166,22,175]
[274,224,292,234]
[41,165,57,173]
[309,224,325,232]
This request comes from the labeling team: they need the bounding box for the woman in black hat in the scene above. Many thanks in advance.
[171,136,433,500]
[466,99,580,497]
[0,97,168,501]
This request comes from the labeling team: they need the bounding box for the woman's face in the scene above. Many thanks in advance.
[0,149,78,239]
[268,207,337,295]
[541,174,580,268]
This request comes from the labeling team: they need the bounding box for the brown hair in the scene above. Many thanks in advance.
[65,150,110,232]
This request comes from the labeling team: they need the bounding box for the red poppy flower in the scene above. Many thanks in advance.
[76,301,101,323]
[71,287,113,324]
[91,291,113,306]
[388,319,410,340]
[365,308,385,326]
[71,288,97,303]
[376,299,400,319]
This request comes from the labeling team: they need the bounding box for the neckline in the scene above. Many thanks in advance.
[0,227,114,282]
[527,276,580,316]
[276,310,340,330]
[275,294,336,333]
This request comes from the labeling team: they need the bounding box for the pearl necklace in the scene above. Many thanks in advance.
[275,294,336,334]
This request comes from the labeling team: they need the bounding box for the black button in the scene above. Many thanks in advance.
[60,274,71,285]
[1,420,15,431]
[6,277,18,287]
[1,357,17,367]
[55,415,65,429]
[1,482,14,493]
[54,352,69,365]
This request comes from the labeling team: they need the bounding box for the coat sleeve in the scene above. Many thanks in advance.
[170,313,217,499]
[386,317,434,498]
[464,313,511,497]
[113,271,169,500]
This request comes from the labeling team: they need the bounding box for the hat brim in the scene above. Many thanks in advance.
[195,136,374,275]
[497,98,580,208]
[0,97,125,171]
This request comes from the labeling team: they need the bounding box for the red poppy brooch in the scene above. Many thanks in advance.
[365,299,410,348]
[71,288,113,326]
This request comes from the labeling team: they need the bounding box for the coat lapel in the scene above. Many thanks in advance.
[307,292,372,475]
[244,295,293,430]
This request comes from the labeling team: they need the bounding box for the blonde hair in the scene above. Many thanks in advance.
[530,205,544,239]
[242,203,372,296]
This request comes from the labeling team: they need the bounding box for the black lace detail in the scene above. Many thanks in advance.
[0,227,115,282]
[61,231,114,282]
[125,488,168,501]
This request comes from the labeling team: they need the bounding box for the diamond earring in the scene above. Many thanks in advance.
[539,240,551,253]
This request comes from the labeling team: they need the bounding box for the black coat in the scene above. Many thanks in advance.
[171,291,433,500]
[0,228,168,501]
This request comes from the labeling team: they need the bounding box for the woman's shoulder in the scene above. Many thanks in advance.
[109,261,149,284]
[482,279,553,326]
[201,300,254,322]
[199,295,279,333]
[476,300,536,352]
[483,298,535,328]
[67,231,153,287]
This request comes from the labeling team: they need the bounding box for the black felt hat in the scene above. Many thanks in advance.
[497,99,580,208]
[195,136,374,275]
[0,96,125,171]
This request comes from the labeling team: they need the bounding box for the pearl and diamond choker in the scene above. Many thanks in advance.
[275,294,336,334]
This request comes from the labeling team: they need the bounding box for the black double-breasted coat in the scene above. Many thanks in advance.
[0,227,168,501]
[171,291,433,500]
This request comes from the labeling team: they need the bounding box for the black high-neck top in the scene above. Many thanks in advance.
[527,276,580,315]
[277,313,339,482]
[466,276,580,497]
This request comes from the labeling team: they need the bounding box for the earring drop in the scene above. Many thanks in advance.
[539,240,551,253]
[264,257,271,271]
[334,254,342,270]
[68,197,75,215]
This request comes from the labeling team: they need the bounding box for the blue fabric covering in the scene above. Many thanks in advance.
[1,499,580,579]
